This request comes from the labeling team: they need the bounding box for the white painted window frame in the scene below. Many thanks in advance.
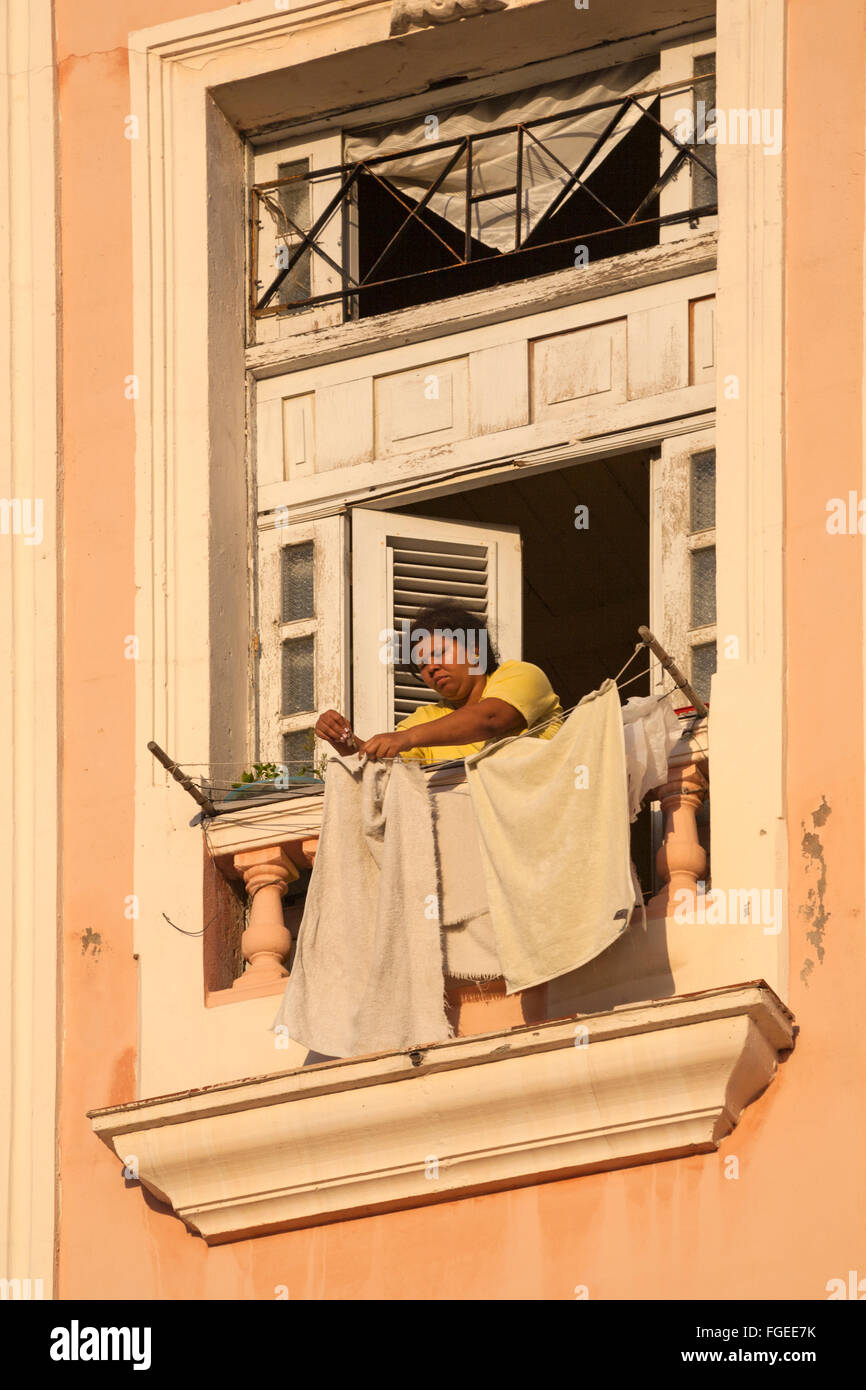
[127,0,786,1100]
[659,30,719,244]
[247,31,707,348]
[252,131,344,343]
[650,426,718,699]
[257,513,350,768]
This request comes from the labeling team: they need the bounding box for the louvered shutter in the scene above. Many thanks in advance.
[352,509,522,736]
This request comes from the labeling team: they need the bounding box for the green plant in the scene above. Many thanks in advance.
[230,755,326,789]
[231,761,281,789]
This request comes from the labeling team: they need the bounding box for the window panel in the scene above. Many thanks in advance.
[281,634,315,715]
[691,53,717,209]
[690,449,716,531]
[281,541,315,622]
[690,546,717,628]
[691,640,717,703]
[257,515,347,770]
[282,727,317,776]
[274,159,311,308]
[658,33,718,245]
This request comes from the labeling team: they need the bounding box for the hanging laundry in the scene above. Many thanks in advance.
[273,753,452,1058]
[275,683,684,1054]
[621,692,683,823]
[429,773,502,981]
[464,678,638,993]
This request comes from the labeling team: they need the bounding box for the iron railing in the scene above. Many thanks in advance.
[250,77,717,320]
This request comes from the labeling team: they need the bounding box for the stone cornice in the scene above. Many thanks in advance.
[390,0,509,38]
[89,983,794,1243]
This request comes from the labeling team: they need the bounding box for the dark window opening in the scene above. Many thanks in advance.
[353,104,661,318]
[395,453,656,894]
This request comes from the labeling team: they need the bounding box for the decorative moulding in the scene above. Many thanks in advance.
[89,983,794,1243]
[390,0,509,38]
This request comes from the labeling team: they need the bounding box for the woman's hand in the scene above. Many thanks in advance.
[315,709,360,757]
[361,729,414,761]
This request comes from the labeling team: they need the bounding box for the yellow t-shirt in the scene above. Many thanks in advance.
[396,659,563,764]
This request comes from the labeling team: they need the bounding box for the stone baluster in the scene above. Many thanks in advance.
[231,845,298,996]
[646,760,709,919]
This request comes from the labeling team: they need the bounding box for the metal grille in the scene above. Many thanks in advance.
[390,536,489,718]
[251,76,717,319]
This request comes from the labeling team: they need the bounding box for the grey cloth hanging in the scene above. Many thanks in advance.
[430,776,503,980]
[273,752,452,1059]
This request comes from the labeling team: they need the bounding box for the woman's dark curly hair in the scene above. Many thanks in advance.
[408,602,499,676]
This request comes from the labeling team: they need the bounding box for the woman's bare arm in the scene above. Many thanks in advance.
[362,698,525,760]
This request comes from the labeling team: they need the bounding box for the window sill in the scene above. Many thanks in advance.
[89,981,792,1244]
[246,232,717,380]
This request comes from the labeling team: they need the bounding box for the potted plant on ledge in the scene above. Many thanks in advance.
[224,759,325,802]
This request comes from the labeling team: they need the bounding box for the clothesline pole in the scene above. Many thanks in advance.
[637,626,709,719]
[147,740,218,818]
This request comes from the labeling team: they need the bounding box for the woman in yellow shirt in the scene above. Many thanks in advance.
[315,602,563,762]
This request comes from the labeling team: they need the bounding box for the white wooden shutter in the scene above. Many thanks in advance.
[351,508,522,736]
[650,427,717,705]
[258,514,349,770]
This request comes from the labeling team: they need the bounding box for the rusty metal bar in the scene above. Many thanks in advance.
[638,626,709,718]
[147,742,218,817]
[252,75,719,317]
[528,98,634,242]
[464,134,473,262]
[256,162,362,310]
[470,186,517,204]
[250,73,717,196]
[514,124,523,251]
[360,162,466,271]
[361,137,469,286]
[522,113,627,229]
[253,202,718,316]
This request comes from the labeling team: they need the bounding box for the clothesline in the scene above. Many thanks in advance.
[173,642,703,789]
[416,672,685,773]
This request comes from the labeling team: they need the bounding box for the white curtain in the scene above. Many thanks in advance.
[344,58,658,253]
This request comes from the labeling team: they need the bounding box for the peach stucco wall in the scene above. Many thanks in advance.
[57,0,866,1298]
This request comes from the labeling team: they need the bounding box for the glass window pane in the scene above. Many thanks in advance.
[691,53,717,209]
[276,159,311,307]
[281,542,315,622]
[690,449,716,531]
[690,545,716,627]
[281,634,315,714]
[691,641,717,704]
[282,727,316,776]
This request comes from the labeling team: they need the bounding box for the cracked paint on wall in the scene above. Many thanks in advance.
[799,796,831,984]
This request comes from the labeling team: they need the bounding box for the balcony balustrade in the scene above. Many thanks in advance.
[203,717,708,1033]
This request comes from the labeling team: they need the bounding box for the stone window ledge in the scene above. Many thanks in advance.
[88,981,793,1244]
